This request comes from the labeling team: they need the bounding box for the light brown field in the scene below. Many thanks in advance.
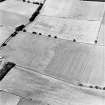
[41,0,105,21]
[0,9,28,27]
[0,32,104,87]
[26,15,100,44]
[0,91,20,105]
[0,0,105,105]
[0,0,39,17]
[0,66,104,105]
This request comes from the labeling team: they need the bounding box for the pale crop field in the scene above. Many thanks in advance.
[41,0,105,21]
[0,91,20,105]
[0,66,104,105]
[26,15,101,44]
[0,0,39,17]
[0,32,104,87]
[0,0,105,105]
[0,9,28,27]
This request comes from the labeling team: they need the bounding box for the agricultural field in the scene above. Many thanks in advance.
[0,32,104,87]
[41,0,105,21]
[0,91,20,105]
[0,66,104,105]
[0,0,39,17]
[0,0,105,105]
